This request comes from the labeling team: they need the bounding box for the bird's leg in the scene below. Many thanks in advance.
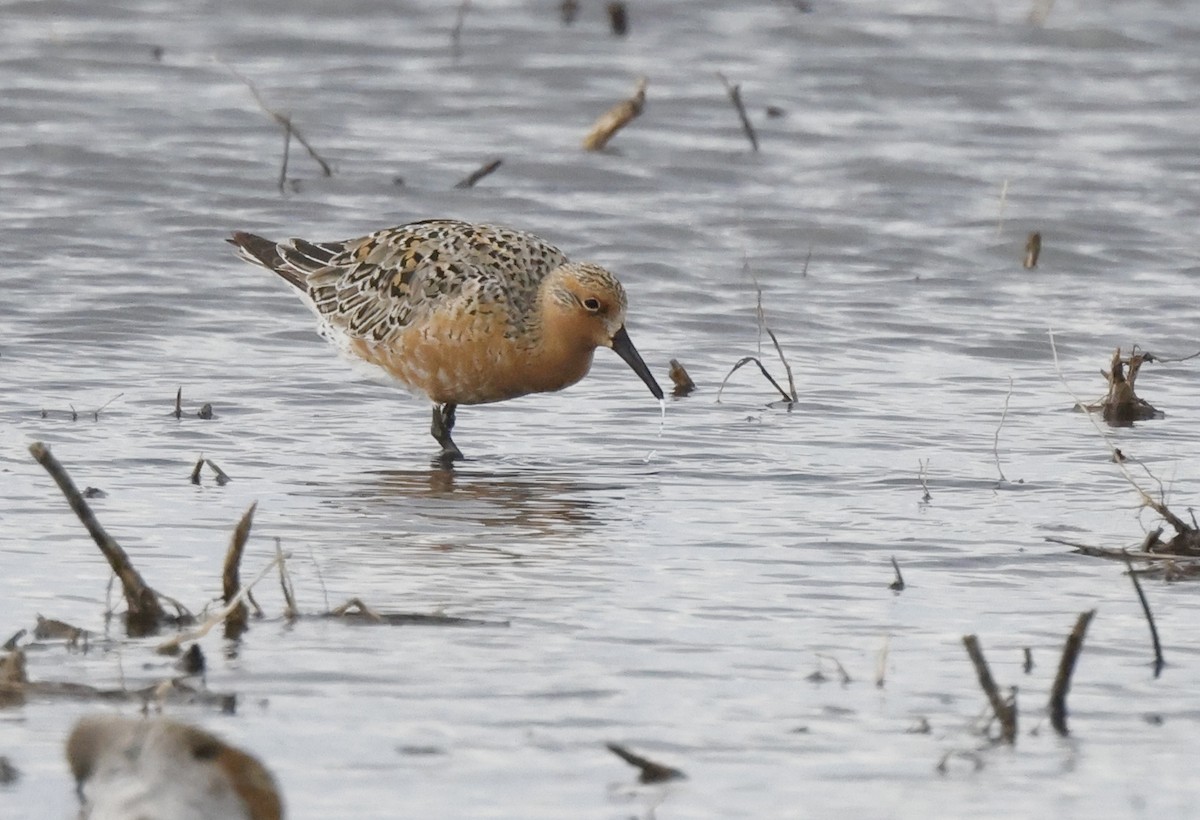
[430,403,463,462]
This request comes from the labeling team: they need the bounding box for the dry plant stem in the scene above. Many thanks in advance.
[1048,609,1096,736]
[189,457,203,485]
[582,76,647,150]
[765,328,798,402]
[1123,554,1165,676]
[156,554,282,654]
[453,158,502,188]
[918,458,932,502]
[889,556,905,591]
[205,459,230,485]
[716,356,792,403]
[993,377,1012,483]
[29,442,167,629]
[1148,349,1200,363]
[962,634,1017,743]
[716,72,759,152]
[276,538,297,620]
[605,742,684,784]
[222,503,257,639]
[221,60,332,177]
[173,387,182,420]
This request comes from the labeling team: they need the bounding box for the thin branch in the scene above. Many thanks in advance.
[29,442,168,630]
[1123,553,1165,677]
[582,76,647,151]
[716,72,759,152]
[717,356,792,403]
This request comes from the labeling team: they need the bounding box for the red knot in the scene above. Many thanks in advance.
[230,219,663,461]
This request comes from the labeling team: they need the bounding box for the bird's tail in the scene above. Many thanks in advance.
[227,231,306,291]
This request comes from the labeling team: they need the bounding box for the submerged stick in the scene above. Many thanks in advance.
[173,387,182,420]
[453,158,502,189]
[222,503,257,640]
[962,634,1017,743]
[1048,609,1096,736]
[29,443,167,630]
[1123,554,1164,676]
[582,76,647,151]
[717,72,759,152]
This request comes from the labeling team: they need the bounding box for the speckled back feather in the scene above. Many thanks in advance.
[235,219,570,344]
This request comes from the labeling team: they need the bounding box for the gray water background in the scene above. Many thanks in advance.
[3,0,1200,817]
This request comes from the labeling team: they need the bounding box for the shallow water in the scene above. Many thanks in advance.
[4,1,1200,817]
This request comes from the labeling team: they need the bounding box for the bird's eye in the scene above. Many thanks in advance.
[582,297,602,312]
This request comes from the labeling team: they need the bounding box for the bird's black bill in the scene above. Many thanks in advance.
[611,326,664,400]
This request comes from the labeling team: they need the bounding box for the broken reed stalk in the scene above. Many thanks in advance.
[582,76,647,151]
[716,72,759,152]
[1023,232,1041,269]
[222,503,257,640]
[173,387,182,420]
[453,158,502,189]
[1123,554,1164,676]
[962,634,1017,743]
[993,376,1012,483]
[765,328,797,402]
[1048,609,1096,736]
[220,60,332,178]
[889,556,905,591]
[28,442,168,632]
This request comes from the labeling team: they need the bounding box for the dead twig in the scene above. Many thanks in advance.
[29,442,173,634]
[220,60,332,182]
[716,72,759,152]
[918,458,932,502]
[1123,554,1164,676]
[582,76,647,151]
[173,387,182,420]
[717,356,792,403]
[453,158,502,189]
[1048,610,1096,736]
[962,634,1017,743]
